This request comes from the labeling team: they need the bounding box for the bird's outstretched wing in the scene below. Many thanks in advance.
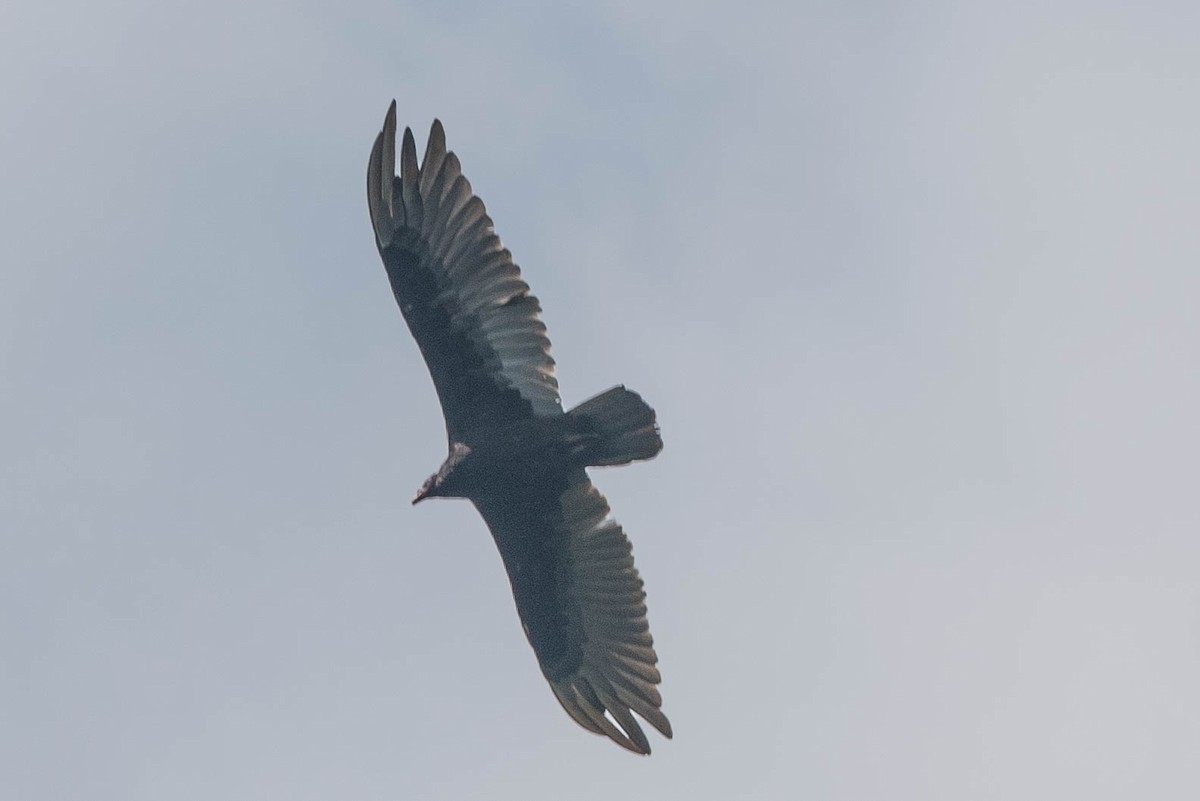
[367,101,562,444]
[472,471,672,755]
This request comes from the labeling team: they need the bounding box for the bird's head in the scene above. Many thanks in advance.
[412,443,472,504]
[412,473,440,505]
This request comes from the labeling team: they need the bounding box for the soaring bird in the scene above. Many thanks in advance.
[366,101,671,754]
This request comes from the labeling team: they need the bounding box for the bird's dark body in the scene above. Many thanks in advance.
[367,102,670,754]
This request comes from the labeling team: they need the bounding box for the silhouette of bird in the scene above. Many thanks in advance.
[366,101,671,754]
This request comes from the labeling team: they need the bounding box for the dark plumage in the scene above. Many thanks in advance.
[366,101,671,754]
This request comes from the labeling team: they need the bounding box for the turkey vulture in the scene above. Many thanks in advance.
[366,101,671,754]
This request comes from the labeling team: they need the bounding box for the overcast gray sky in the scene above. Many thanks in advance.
[3,1,1199,798]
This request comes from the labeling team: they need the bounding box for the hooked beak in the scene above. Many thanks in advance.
[412,479,434,505]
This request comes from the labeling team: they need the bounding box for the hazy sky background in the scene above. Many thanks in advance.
[3,1,1199,798]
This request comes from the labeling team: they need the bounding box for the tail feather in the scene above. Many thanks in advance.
[568,386,663,467]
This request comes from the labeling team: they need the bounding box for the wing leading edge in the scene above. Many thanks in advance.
[367,101,562,444]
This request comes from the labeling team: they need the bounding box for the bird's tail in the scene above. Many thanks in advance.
[567,386,663,467]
